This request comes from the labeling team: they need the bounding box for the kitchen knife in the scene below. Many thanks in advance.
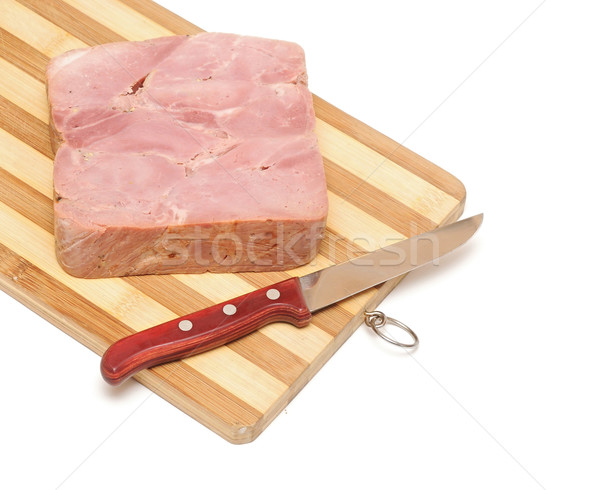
[101,214,483,385]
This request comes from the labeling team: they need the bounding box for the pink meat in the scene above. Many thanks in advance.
[47,33,328,278]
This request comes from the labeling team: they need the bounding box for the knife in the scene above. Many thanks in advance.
[101,213,483,385]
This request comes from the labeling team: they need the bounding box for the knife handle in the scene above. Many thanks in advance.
[101,277,311,385]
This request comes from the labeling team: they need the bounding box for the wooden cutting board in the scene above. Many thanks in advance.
[0,0,466,443]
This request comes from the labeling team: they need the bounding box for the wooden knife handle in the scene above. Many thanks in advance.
[101,277,311,385]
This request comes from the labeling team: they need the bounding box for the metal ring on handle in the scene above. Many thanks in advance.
[364,310,419,349]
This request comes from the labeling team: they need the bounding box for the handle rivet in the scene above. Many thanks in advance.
[266,288,281,300]
[178,319,193,331]
[223,304,237,316]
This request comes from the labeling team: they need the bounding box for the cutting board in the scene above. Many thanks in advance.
[0,0,466,443]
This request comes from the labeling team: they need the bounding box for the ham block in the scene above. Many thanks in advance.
[47,33,328,278]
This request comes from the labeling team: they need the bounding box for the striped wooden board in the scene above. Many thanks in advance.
[0,0,466,443]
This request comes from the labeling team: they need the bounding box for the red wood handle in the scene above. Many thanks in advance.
[101,277,311,385]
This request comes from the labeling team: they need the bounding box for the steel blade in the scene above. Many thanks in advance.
[299,214,483,312]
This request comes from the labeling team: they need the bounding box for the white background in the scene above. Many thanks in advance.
[2,1,599,488]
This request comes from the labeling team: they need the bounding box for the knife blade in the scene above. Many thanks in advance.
[101,214,483,385]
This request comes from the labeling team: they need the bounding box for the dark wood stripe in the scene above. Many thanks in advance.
[152,362,263,423]
[322,227,368,263]
[0,27,49,83]
[324,156,437,236]
[312,303,356,337]
[119,0,204,36]
[228,332,308,386]
[319,228,366,264]
[0,167,53,233]
[16,0,126,46]
[313,94,466,202]
[0,95,53,159]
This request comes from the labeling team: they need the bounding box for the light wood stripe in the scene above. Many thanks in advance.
[184,346,288,413]
[0,58,48,123]
[61,0,173,41]
[239,271,294,290]
[316,119,459,223]
[0,128,52,197]
[0,0,86,57]
[260,322,332,363]
[284,253,332,279]
[228,330,309,386]
[327,191,405,249]
[16,0,128,46]
[174,272,254,301]
[122,275,213,316]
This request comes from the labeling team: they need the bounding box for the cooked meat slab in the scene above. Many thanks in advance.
[47,33,328,278]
